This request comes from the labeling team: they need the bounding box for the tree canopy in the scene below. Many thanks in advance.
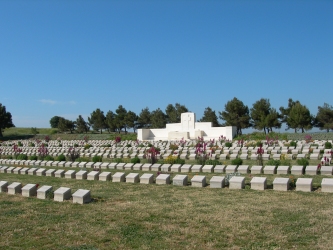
[0,103,15,137]
[315,103,333,132]
[88,108,106,134]
[199,107,219,127]
[165,103,188,123]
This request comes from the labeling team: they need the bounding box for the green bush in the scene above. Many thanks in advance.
[265,159,280,167]
[75,157,90,163]
[325,142,332,149]
[280,159,291,167]
[44,155,54,161]
[225,142,232,147]
[84,144,92,150]
[29,155,38,161]
[256,141,263,147]
[16,154,28,160]
[131,157,140,164]
[92,155,102,163]
[205,159,221,166]
[297,158,309,167]
[6,155,13,159]
[74,143,79,147]
[231,158,243,165]
[114,158,122,163]
[18,141,23,147]
[57,154,66,161]
[29,142,35,147]
[289,141,297,148]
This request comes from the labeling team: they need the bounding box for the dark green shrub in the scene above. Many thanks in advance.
[44,155,54,161]
[175,158,185,164]
[320,150,324,154]
[114,158,122,163]
[256,141,263,147]
[84,144,92,150]
[29,142,35,147]
[6,155,13,159]
[29,155,38,161]
[289,141,297,148]
[131,157,140,164]
[57,154,66,161]
[205,159,221,166]
[225,142,232,147]
[16,154,28,160]
[126,144,131,147]
[297,158,309,167]
[266,159,280,167]
[325,142,332,149]
[148,143,153,147]
[92,155,102,163]
[74,143,79,147]
[18,141,23,147]
[231,158,243,165]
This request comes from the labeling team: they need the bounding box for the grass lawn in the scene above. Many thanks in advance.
[1,168,333,250]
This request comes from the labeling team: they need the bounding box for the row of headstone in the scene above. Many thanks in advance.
[0,181,90,204]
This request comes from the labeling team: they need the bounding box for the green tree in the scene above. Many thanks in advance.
[199,107,219,127]
[49,116,62,128]
[124,110,138,133]
[315,103,333,132]
[150,108,167,128]
[219,97,251,136]
[0,103,15,137]
[76,115,89,134]
[279,98,299,132]
[165,103,189,123]
[137,107,151,128]
[30,127,39,135]
[114,105,127,133]
[287,102,313,133]
[265,108,281,133]
[88,108,106,134]
[105,110,117,132]
[58,118,76,133]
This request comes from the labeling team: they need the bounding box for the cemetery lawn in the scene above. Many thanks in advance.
[1,172,333,249]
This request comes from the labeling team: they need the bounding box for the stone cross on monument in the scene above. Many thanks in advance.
[181,112,195,131]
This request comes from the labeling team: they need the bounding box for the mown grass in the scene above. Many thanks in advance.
[1,166,333,250]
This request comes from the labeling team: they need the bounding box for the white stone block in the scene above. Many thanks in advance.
[305,166,318,175]
[210,176,225,188]
[133,163,143,171]
[161,164,171,172]
[65,162,72,167]
[251,165,263,174]
[173,175,188,186]
[45,169,56,177]
[37,185,53,199]
[28,168,37,175]
[6,167,15,173]
[291,165,304,175]
[273,178,290,191]
[191,175,206,187]
[240,154,248,160]
[36,168,46,176]
[156,174,170,184]
[276,166,290,175]
[181,164,192,173]
[65,170,76,179]
[250,154,258,160]
[87,171,99,181]
[0,181,9,192]
[141,164,152,171]
[79,162,87,168]
[151,164,161,171]
[76,170,88,180]
[99,171,111,181]
[126,173,139,183]
[112,172,125,182]
[321,178,333,193]
[214,165,226,173]
[100,162,110,169]
[191,165,203,172]
[237,165,249,174]
[140,173,154,184]
[71,162,79,168]
[22,184,37,197]
[229,176,245,189]
[225,165,238,173]
[54,187,71,202]
[321,166,333,175]
[170,164,182,172]
[202,165,214,173]
[8,182,22,194]
[264,166,276,174]
[13,167,22,174]
[116,163,125,170]
[0,167,8,173]
[229,153,238,160]
[296,178,313,192]
[124,163,134,170]
[250,177,267,190]
[72,189,91,204]
[55,169,65,178]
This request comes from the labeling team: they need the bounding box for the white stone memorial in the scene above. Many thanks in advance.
[251,165,263,174]
[112,172,125,182]
[191,165,203,173]
[229,176,245,189]
[250,177,267,190]
[65,170,76,179]
[225,165,238,174]
[72,189,91,204]
[202,165,214,173]
[210,176,225,188]
[37,185,53,199]
[46,169,56,177]
[87,171,99,181]
[191,175,206,187]
[237,165,249,174]
[173,175,188,186]
[161,164,171,172]
[291,165,304,175]
[321,178,333,193]
[54,187,71,202]
[156,174,170,185]
[126,173,140,183]
[276,166,290,175]
[22,184,37,197]
[76,170,88,180]
[99,171,112,181]
[140,173,154,184]
[8,182,22,194]
[170,164,182,172]
[0,181,9,192]
[273,178,290,191]
[214,165,226,173]
[264,165,276,174]
[54,169,65,178]
[296,178,312,192]
[181,164,192,173]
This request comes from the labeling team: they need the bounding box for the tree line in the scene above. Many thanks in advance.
[47,99,333,135]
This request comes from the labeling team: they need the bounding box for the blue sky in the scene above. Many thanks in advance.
[0,0,332,133]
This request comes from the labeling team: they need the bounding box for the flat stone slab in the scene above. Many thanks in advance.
[181,164,192,173]
[170,164,182,172]
[276,166,290,175]
[100,162,110,169]
[141,164,152,171]
[116,163,125,170]
[305,166,318,175]
[76,170,88,180]
[173,175,188,186]
[273,178,290,191]
[36,168,46,176]
[0,181,9,192]
[54,170,65,178]
[140,173,154,184]
[156,174,170,185]
[191,175,206,187]
[225,165,238,174]
[37,185,53,199]
[112,172,125,182]
[5,167,15,173]
[72,189,91,204]
[45,169,56,177]
[291,165,304,175]
[321,178,333,193]
[54,187,71,202]
[251,165,263,174]
[0,167,8,173]
[99,171,111,181]
[229,176,245,189]
[321,166,333,175]
[133,163,143,171]
[8,182,22,194]
[65,170,76,179]
[214,165,226,173]
[87,171,99,181]
[237,165,249,174]
[126,173,140,183]
[13,167,22,174]
[191,165,203,173]
[210,176,225,188]
[202,165,214,173]
[22,184,37,197]
[161,164,171,172]
[124,163,134,170]
[250,177,267,190]
[264,165,276,174]
[151,164,161,171]
[27,168,38,175]
[296,178,313,192]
